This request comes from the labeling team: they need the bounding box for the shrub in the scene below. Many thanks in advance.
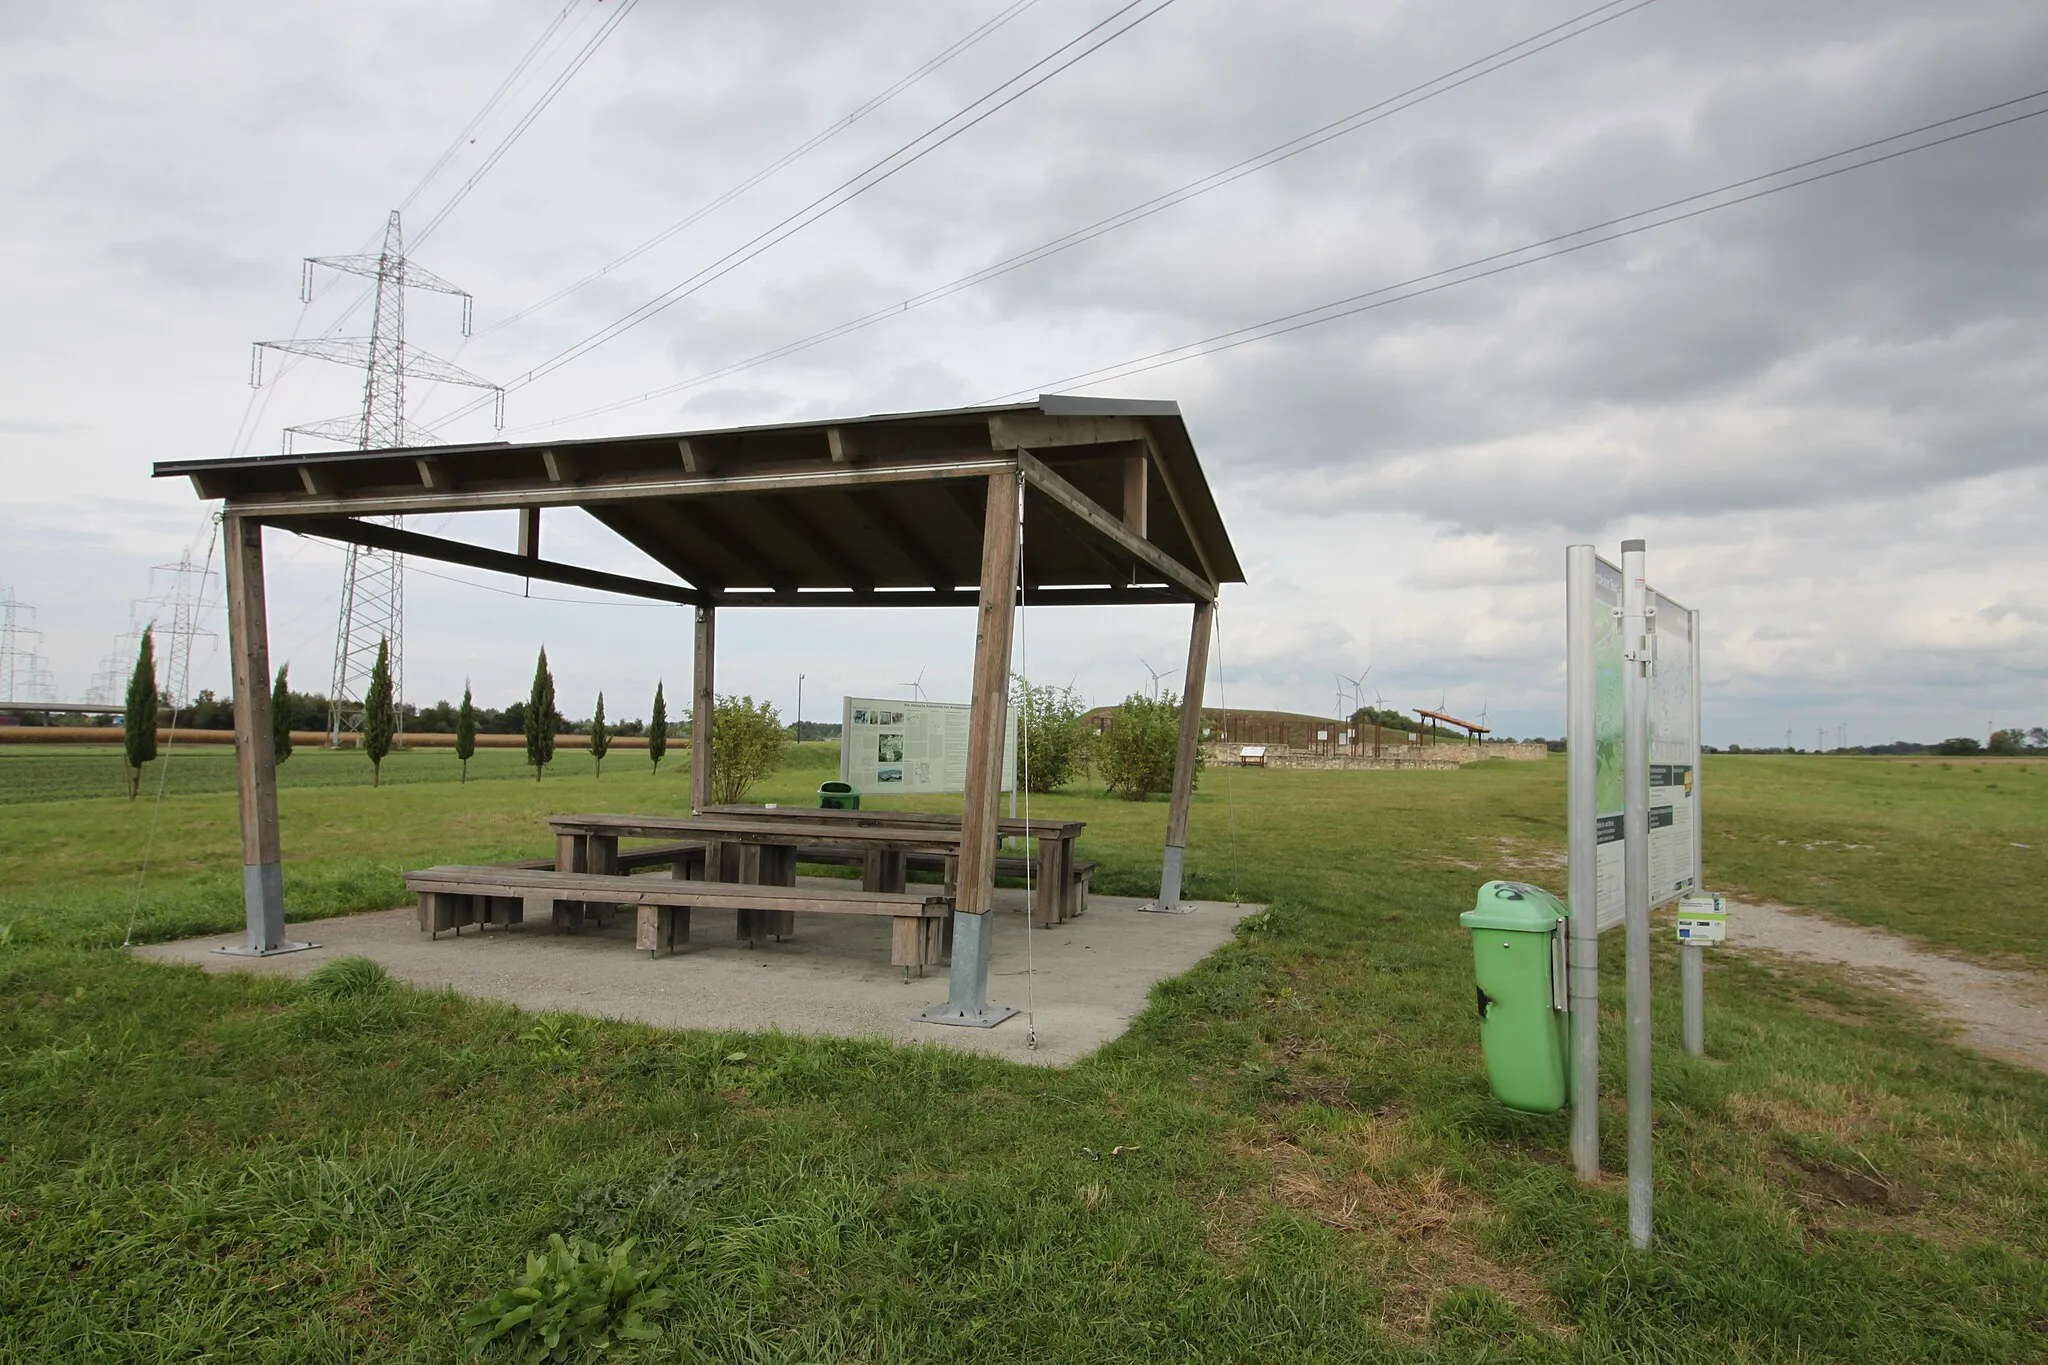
[1934,736,1983,756]
[1011,675,1089,793]
[271,664,293,765]
[710,695,784,804]
[460,1234,672,1363]
[1096,691,1199,801]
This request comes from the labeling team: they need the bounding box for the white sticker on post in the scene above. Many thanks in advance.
[1675,895,1727,944]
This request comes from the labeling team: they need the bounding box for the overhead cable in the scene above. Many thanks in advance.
[480,0,1048,337]
[989,88,2048,398]
[430,0,1180,425]
[505,0,1659,433]
[413,0,641,245]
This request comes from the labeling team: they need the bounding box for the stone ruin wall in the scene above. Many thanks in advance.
[1203,740,1550,771]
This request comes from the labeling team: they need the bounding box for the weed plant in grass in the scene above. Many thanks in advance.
[1,750,2044,1358]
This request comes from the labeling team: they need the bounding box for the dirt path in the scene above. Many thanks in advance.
[1728,899,2048,1074]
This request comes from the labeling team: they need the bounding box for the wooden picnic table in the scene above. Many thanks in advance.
[546,807,1089,927]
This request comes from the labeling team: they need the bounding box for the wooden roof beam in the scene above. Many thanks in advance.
[275,515,706,605]
[670,501,796,594]
[1016,451,1214,603]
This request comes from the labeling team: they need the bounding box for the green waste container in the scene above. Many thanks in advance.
[819,781,859,810]
[1459,880,1571,1115]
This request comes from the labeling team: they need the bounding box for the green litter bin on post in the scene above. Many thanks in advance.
[819,781,859,810]
[1460,880,1571,1115]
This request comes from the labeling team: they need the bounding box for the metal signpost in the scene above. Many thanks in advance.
[1565,540,1705,1250]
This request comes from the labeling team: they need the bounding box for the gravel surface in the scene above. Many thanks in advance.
[1728,898,2048,1073]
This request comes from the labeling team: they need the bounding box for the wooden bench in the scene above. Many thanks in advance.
[405,865,954,970]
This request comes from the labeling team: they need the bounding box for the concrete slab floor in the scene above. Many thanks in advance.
[135,881,1261,1067]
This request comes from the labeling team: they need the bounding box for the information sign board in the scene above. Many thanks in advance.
[1593,555,1626,930]
[1647,593,1699,906]
[840,697,1016,795]
[1675,895,1727,944]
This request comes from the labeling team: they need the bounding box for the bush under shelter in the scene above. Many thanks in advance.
[155,395,1245,1020]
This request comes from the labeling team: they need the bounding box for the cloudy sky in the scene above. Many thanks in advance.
[4,0,2044,746]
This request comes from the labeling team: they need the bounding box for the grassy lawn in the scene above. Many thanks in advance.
[2,746,2045,1359]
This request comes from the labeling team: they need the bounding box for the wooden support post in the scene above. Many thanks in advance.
[1153,598,1215,912]
[919,468,1021,1027]
[691,605,715,813]
[1121,452,1148,539]
[220,516,308,955]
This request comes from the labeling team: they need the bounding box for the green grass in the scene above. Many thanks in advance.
[1702,755,2048,965]
[2,749,2045,1359]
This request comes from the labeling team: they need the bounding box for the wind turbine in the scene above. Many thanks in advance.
[1137,656,1177,700]
[898,666,927,703]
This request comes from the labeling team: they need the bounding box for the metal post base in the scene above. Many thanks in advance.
[217,861,318,956]
[1140,843,1196,914]
[217,940,318,958]
[917,910,1016,1029]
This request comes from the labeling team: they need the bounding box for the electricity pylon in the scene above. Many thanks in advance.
[251,210,502,745]
[0,586,48,704]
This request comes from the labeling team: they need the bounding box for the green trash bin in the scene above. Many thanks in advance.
[1459,880,1571,1115]
[819,780,859,810]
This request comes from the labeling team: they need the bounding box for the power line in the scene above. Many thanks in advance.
[429,0,1180,426]
[399,1,586,214]
[989,88,2048,398]
[412,0,641,246]
[510,0,1660,433]
[479,0,1048,338]
[243,2,627,445]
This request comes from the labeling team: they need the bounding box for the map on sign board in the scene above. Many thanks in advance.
[1594,556,1626,930]
[1648,591,1698,907]
[840,697,1016,796]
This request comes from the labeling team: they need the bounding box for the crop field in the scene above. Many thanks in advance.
[2,747,2045,1360]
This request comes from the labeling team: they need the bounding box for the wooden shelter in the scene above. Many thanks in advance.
[155,394,1244,1023]
[1413,707,1491,743]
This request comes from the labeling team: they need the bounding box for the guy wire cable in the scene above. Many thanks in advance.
[1211,603,1240,906]
[124,516,222,950]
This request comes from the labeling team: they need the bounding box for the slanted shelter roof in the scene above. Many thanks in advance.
[155,395,1242,608]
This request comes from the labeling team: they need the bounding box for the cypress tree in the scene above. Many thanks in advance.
[122,627,158,799]
[648,681,667,774]
[271,663,294,766]
[589,691,610,777]
[363,637,395,787]
[454,682,476,783]
[525,647,556,781]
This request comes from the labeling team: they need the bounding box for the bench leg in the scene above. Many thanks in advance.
[759,844,797,941]
[891,916,925,977]
[863,848,907,894]
[637,904,690,958]
[421,891,478,938]
[1031,841,1066,928]
[1071,868,1093,918]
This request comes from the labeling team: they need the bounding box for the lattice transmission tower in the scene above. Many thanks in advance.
[251,210,502,745]
[0,586,51,703]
